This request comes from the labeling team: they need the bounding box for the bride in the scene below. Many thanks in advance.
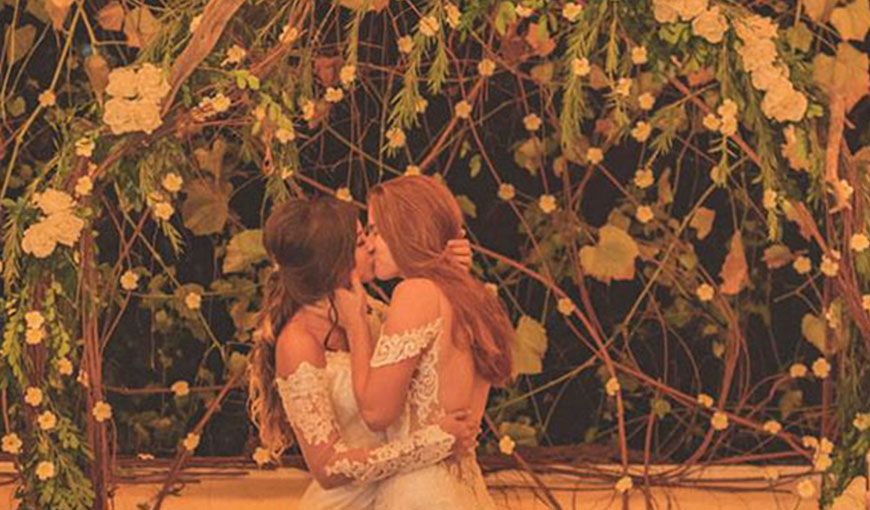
[247,196,476,509]
[336,175,515,509]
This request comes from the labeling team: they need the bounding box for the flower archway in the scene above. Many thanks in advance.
[1,0,868,508]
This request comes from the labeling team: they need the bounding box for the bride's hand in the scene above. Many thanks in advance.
[438,409,478,456]
[445,238,472,272]
[333,272,368,332]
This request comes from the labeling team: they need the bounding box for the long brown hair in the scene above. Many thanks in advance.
[368,175,514,386]
[247,196,357,457]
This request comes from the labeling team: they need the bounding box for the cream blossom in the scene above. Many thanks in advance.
[75,138,96,158]
[571,57,591,77]
[820,253,839,277]
[324,87,344,103]
[25,310,45,330]
[692,6,728,43]
[789,363,808,378]
[454,100,472,119]
[38,90,56,108]
[280,24,300,45]
[221,45,247,67]
[539,194,557,214]
[171,380,191,397]
[792,256,812,275]
[849,233,869,252]
[638,92,656,110]
[702,113,721,131]
[35,461,56,481]
[339,64,357,88]
[25,387,44,407]
[630,46,648,65]
[120,270,140,291]
[499,435,516,455]
[763,420,782,434]
[557,298,575,316]
[796,478,816,499]
[634,168,654,188]
[711,411,729,431]
[300,99,316,121]
[514,4,533,18]
[498,183,516,201]
[253,447,273,466]
[74,176,93,197]
[697,393,714,408]
[631,121,652,142]
[25,327,45,345]
[563,2,583,21]
[614,77,632,97]
[2,433,23,455]
[185,291,202,311]
[811,357,830,379]
[635,205,654,224]
[404,165,421,176]
[274,126,296,143]
[183,432,201,451]
[162,173,184,193]
[419,15,440,37]
[615,475,633,493]
[38,410,57,431]
[523,113,542,131]
[762,189,777,210]
[397,36,414,54]
[57,358,74,376]
[92,401,113,422]
[696,283,715,302]
[605,376,620,396]
[445,3,461,28]
[336,187,353,202]
[586,147,604,164]
[386,127,407,149]
[853,412,870,431]
[152,202,174,221]
[478,58,496,77]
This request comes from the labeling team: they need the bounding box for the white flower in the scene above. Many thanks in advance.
[710,411,729,431]
[25,310,45,330]
[523,113,542,131]
[253,446,273,466]
[484,283,499,296]
[762,466,780,481]
[630,46,648,65]
[183,432,201,451]
[792,256,812,275]
[35,461,56,481]
[335,187,353,202]
[677,0,708,20]
[614,475,633,494]
[653,0,680,23]
[38,90,56,108]
[630,121,652,142]
[763,420,782,434]
[221,44,247,67]
[280,24,300,44]
[750,64,790,93]
[614,78,632,97]
[702,113,721,131]
[789,363,808,378]
[499,435,516,455]
[397,36,414,54]
[697,393,714,408]
[498,183,515,201]
[853,412,870,431]
[454,100,472,119]
[404,165,421,176]
[811,357,830,379]
[152,201,174,221]
[57,358,73,376]
[586,147,603,164]
[171,380,190,397]
[562,2,583,22]
[419,15,440,37]
[813,452,832,471]
[570,57,591,77]
[638,92,655,110]
[339,64,357,88]
[185,292,202,311]
[635,205,654,224]
[539,194,557,214]
[189,14,202,33]
[634,168,654,189]
[38,410,57,431]
[120,270,140,291]
[137,452,155,460]
[761,85,808,123]
[849,233,869,253]
[762,189,777,210]
[718,100,738,120]
[863,294,870,313]
[445,3,461,28]
[796,478,816,499]
[75,138,96,158]
[605,377,620,396]
[2,433,23,455]
[414,98,428,113]
[25,327,45,345]
[820,253,839,277]
[557,298,575,316]
[25,387,44,407]
[324,87,344,103]
[33,189,76,215]
[92,401,113,422]
[692,6,728,43]
[478,58,496,77]
[74,176,93,197]
[386,127,406,149]
[161,173,183,194]
[696,283,715,302]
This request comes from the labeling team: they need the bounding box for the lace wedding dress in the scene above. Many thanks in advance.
[275,297,458,509]
[369,317,497,510]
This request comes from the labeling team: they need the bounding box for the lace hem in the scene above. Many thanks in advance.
[275,362,338,446]
[370,317,443,367]
[324,425,454,484]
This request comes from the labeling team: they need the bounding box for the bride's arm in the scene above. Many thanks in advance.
[340,278,442,431]
[274,327,470,489]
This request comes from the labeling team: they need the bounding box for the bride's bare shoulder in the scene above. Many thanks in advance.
[393,277,442,301]
[274,319,325,378]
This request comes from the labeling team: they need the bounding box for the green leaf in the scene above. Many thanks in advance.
[5,25,36,65]
[498,418,538,446]
[651,398,671,419]
[455,195,477,218]
[181,179,232,236]
[785,23,813,52]
[813,42,869,112]
[226,351,249,379]
[512,315,548,377]
[801,313,836,355]
[579,225,640,284]
[778,389,803,420]
[223,229,267,273]
[6,96,25,117]
[830,0,870,42]
[469,154,482,178]
[494,1,517,36]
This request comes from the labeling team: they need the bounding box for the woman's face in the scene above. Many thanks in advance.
[367,206,400,280]
[354,220,375,283]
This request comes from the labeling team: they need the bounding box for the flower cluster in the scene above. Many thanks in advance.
[103,63,170,135]
[21,189,85,259]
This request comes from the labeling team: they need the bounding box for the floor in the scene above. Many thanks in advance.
[1,462,866,509]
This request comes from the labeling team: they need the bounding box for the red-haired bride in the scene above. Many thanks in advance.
[336,175,515,509]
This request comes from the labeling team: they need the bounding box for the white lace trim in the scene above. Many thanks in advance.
[370,317,443,368]
[324,425,455,483]
[275,362,338,446]
[409,342,441,427]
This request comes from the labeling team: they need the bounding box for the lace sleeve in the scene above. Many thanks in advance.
[275,360,454,489]
[325,424,455,483]
[370,317,443,367]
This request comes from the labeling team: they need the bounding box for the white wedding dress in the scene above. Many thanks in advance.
[367,317,497,510]
[276,297,459,509]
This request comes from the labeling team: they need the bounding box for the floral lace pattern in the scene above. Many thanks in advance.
[275,362,337,446]
[325,425,455,484]
[370,317,443,367]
